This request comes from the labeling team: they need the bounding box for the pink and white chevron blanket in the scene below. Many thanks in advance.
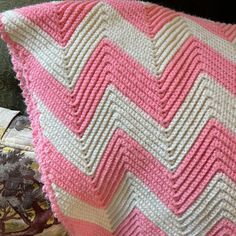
[0,0,236,235]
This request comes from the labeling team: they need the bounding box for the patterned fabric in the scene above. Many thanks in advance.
[0,107,68,236]
[0,0,236,235]
[0,147,65,236]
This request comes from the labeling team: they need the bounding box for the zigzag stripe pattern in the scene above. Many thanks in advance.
[34,74,236,174]
[52,173,236,235]
[0,0,236,235]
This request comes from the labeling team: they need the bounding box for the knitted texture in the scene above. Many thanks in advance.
[0,0,236,235]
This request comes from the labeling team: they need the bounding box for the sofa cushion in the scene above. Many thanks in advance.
[0,0,54,112]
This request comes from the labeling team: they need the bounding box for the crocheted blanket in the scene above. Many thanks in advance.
[0,0,236,235]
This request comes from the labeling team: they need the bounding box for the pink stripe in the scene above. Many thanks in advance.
[207,219,236,236]
[172,119,236,214]
[63,216,112,236]
[15,3,61,43]
[219,24,236,42]
[55,1,99,46]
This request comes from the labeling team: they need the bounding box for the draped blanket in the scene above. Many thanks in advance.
[0,0,236,235]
